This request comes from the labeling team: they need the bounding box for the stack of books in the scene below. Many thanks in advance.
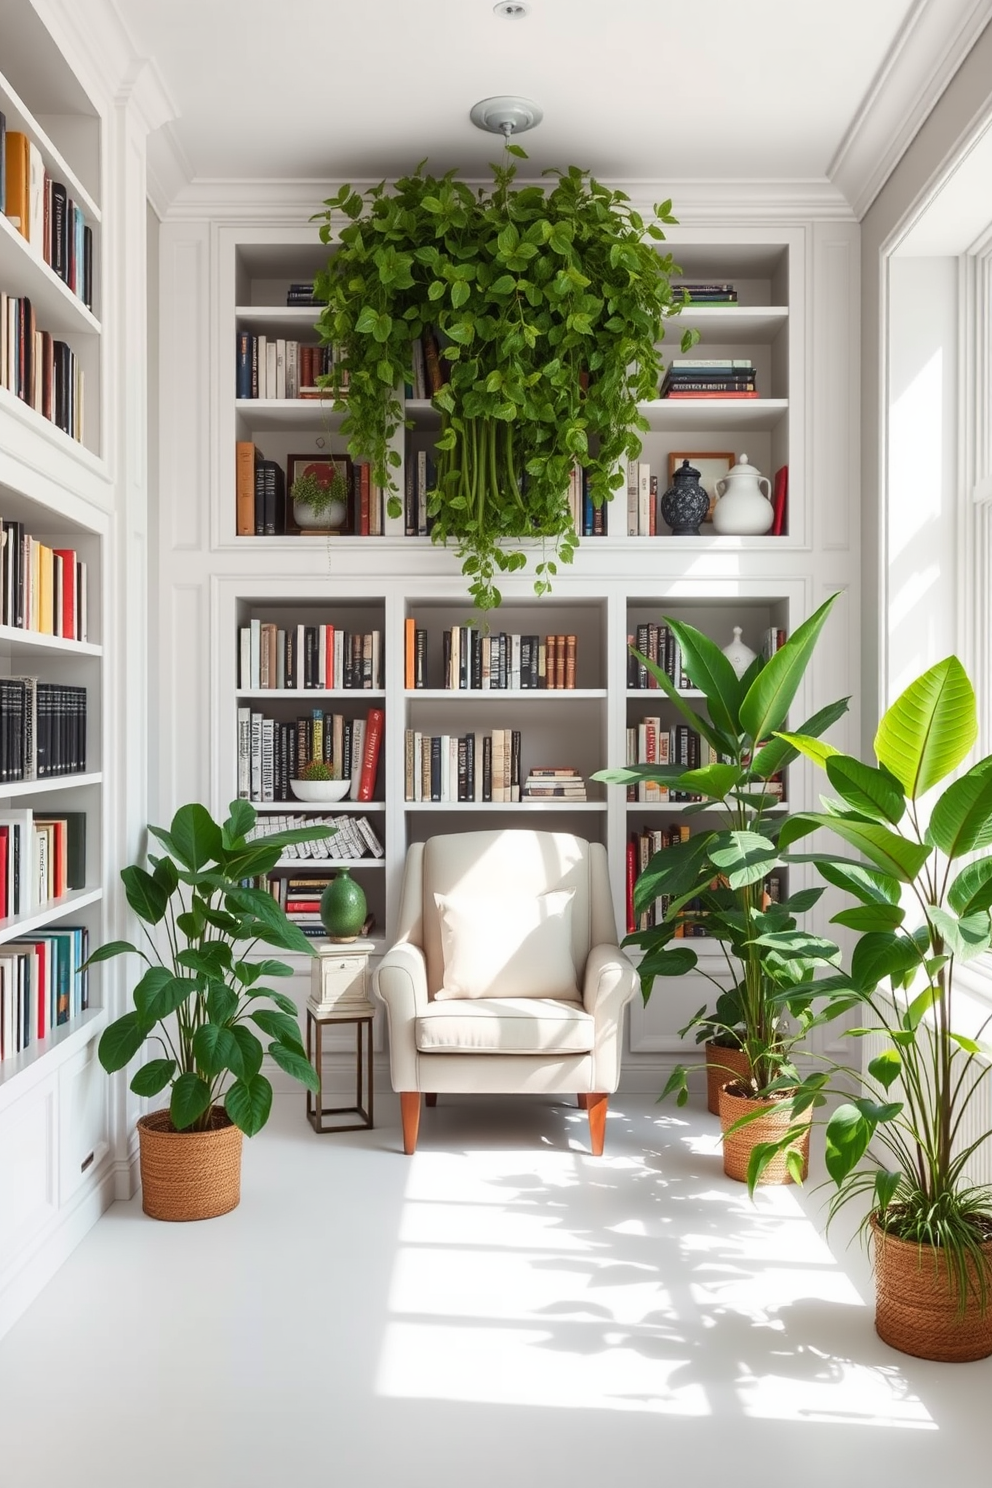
[660,359,757,399]
[522,767,587,801]
[285,282,321,307]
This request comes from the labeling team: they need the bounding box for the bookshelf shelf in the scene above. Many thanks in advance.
[0,625,101,658]
[673,304,789,342]
[404,800,606,813]
[1,772,102,798]
[252,799,385,813]
[0,885,103,946]
[235,397,342,432]
[405,688,608,701]
[0,214,100,335]
[237,688,385,701]
[274,855,385,869]
[0,1005,105,1108]
[639,397,789,432]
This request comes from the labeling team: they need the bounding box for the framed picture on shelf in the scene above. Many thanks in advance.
[668,451,734,523]
[285,452,353,536]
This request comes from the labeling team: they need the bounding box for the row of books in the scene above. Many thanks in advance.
[660,359,757,399]
[2,121,94,308]
[0,925,90,1062]
[264,875,375,942]
[235,334,344,400]
[404,728,521,803]
[403,453,606,540]
[629,625,691,691]
[0,807,86,918]
[522,767,587,801]
[239,621,382,691]
[626,826,781,936]
[0,679,88,781]
[248,811,383,861]
[237,705,383,803]
[1,293,85,440]
[0,520,89,640]
[404,621,579,691]
[407,328,446,400]
[625,461,662,536]
[673,282,738,304]
[234,445,384,537]
[627,717,705,803]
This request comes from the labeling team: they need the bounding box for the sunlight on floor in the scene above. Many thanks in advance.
[375,1121,936,1428]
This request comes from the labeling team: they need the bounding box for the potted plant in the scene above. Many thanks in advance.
[290,461,350,531]
[313,154,696,609]
[773,655,992,1360]
[91,799,334,1221]
[593,594,849,1183]
[290,758,351,803]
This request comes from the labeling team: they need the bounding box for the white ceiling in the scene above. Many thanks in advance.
[100,0,992,217]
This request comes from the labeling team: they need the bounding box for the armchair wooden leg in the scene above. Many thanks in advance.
[587,1093,608,1155]
[425,1093,437,1107]
[400,1092,421,1154]
[577,1094,590,1109]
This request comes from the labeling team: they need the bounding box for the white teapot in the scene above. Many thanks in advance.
[712,453,774,535]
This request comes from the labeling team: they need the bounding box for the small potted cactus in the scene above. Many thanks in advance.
[290,759,351,803]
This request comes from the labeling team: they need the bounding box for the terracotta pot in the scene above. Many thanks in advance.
[137,1106,243,1221]
[717,1082,810,1185]
[704,1040,752,1116]
[871,1214,992,1361]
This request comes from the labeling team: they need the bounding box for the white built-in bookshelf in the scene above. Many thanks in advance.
[159,208,858,1084]
[0,31,113,1339]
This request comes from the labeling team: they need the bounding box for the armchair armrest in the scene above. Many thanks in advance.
[582,942,638,1093]
[374,942,429,1091]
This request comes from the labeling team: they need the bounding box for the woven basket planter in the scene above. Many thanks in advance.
[717,1082,810,1185]
[137,1106,243,1222]
[871,1215,992,1362]
[704,1041,752,1116]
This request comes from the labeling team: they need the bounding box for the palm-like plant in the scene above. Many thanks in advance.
[778,655,992,1300]
[593,594,848,1127]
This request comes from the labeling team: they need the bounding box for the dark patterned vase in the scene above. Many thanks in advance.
[659,460,710,536]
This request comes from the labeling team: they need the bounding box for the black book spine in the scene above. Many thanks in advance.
[430,736,442,801]
[482,734,492,802]
[236,332,252,398]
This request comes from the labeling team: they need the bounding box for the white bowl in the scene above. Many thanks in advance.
[289,778,352,803]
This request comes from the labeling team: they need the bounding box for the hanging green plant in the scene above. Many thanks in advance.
[313,153,695,609]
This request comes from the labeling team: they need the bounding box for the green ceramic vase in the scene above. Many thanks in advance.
[319,868,367,942]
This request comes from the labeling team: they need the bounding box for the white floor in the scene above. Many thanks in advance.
[0,1092,990,1488]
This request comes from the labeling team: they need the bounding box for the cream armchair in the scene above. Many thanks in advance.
[374,829,637,1155]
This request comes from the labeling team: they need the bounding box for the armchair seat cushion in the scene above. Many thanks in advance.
[415,997,595,1055]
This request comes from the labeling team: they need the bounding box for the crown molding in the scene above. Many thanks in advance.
[829,0,992,219]
[31,0,179,133]
[159,174,853,224]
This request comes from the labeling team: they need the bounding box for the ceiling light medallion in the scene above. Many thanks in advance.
[469,95,543,141]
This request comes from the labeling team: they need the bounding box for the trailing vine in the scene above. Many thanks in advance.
[313,151,694,609]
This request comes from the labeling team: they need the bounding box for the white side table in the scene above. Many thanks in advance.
[306,940,375,1133]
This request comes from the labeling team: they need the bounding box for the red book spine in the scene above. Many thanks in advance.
[357,706,384,801]
[626,838,637,936]
[771,465,788,536]
[52,548,77,639]
[325,624,334,690]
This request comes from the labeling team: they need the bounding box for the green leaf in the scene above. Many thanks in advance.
[783,812,930,883]
[207,982,239,1024]
[664,617,742,738]
[251,1008,305,1048]
[825,1103,874,1185]
[708,831,782,890]
[134,968,194,1024]
[774,732,841,771]
[121,865,168,925]
[831,902,906,933]
[130,1059,177,1097]
[948,856,992,917]
[674,763,742,801]
[874,655,977,800]
[223,798,256,845]
[224,887,316,954]
[225,1074,273,1136]
[192,1024,244,1077]
[928,759,992,858]
[824,755,905,824]
[177,944,232,978]
[629,648,731,757]
[814,859,902,906]
[632,833,714,909]
[170,1073,213,1131]
[268,1041,320,1092]
[230,1024,264,1078]
[98,1012,147,1072]
[928,906,992,961]
[851,933,922,991]
[167,803,224,871]
[752,696,850,778]
[874,1169,902,1212]
[81,939,142,969]
[739,593,840,744]
[637,946,699,988]
[867,1049,901,1090]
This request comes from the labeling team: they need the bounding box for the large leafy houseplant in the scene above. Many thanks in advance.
[93,800,332,1136]
[775,656,992,1345]
[313,154,695,609]
[593,595,849,1169]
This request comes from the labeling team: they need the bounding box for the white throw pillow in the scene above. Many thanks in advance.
[432,888,578,1000]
